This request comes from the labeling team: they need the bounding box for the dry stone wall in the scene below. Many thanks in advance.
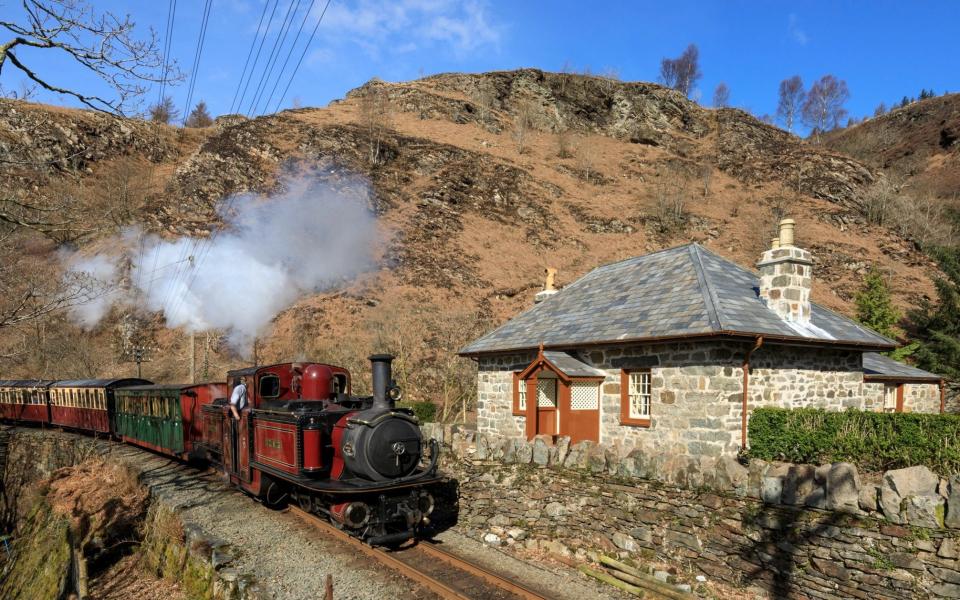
[423,424,960,599]
[475,342,940,459]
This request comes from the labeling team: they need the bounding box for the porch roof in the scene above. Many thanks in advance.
[541,351,606,378]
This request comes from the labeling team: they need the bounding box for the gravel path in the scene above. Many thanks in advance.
[110,445,436,600]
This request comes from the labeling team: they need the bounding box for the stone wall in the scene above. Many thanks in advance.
[475,342,940,459]
[425,425,960,599]
[863,381,943,413]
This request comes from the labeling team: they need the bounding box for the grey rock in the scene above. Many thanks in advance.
[552,435,571,466]
[629,526,652,543]
[904,494,946,528]
[931,583,960,599]
[825,462,862,513]
[653,570,670,583]
[881,465,940,523]
[563,441,593,469]
[715,456,749,493]
[516,441,533,464]
[532,437,550,466]
[483,533,502,546]
[586,445,607,473]
[947,476,960,529]
[488,514,511,527]
[761,476,783,504]
[939,538,959,559]
[782,464,819,506]
[884,465,940,497]
[858,484,880,512]
[612,532,638,552]
[544,502,565,518]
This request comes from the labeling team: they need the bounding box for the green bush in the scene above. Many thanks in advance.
[747,407,960,475]
[398,401,437,423]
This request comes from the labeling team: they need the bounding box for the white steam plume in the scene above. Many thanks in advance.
[65,175,377,351]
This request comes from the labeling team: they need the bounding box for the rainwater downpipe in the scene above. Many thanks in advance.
[741,336,764,449]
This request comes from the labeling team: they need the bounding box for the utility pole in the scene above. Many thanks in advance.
[127,344,152,378]
[189,331,196,384]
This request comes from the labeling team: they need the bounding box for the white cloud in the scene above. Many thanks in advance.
[318,0,501,58]
[788,13,809,45]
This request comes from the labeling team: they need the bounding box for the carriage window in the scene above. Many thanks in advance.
[259,375,280,398]
[333,374,348,395]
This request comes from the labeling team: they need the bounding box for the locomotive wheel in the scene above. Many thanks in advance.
[297,493,313,512]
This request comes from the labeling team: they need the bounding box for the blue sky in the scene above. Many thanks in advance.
[2,1,957,129]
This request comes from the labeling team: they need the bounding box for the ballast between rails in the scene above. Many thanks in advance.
[287,505,551,600]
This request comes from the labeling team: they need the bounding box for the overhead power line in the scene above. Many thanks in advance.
[181,0,214,125]
[229,0,272,114]
[259,0,317,115]
[245,0,300,117]
[157,0,178,106]
[236,0,281,116]
[273,0,332,114]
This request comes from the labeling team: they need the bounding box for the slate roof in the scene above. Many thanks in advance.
[863,353,941,381]
[460,243,897,355]
[542,351,606,377]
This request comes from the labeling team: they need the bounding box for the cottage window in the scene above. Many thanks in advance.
[883,383,904,413]
[512,372,527,415]
[620,369,652,426]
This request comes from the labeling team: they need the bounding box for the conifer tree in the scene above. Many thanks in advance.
[185,100,214,128]
[856,267,900,339]
[910,248,960,380]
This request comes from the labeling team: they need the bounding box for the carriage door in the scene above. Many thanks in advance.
[535,373,558,437]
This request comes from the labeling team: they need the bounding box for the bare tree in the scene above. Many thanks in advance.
[659,44,701,97]
[512,101,535,154]
[555,124,575,158]
[712,82,730,108]
[149,95,179,125]
[802,75,850,140]
[776,76,805,132]
[185,100,214,128]
[359,83,392,165]
[873,102,887,117]
[0,0,178,114]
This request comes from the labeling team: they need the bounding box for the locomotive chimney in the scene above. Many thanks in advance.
[369,354,395,410]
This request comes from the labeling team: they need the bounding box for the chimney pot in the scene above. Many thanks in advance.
[535,267,559,304]
[771,237,781,250]
[778,218,796,247]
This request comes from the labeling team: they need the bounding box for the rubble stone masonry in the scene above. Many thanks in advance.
[476,342,941,458]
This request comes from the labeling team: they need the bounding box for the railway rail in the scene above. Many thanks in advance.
[287,506,552,600]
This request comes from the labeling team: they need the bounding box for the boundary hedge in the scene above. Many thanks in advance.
[747,407,960,475]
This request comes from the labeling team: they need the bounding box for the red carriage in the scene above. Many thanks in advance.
[49,378,150,434]
[0,380,52,423]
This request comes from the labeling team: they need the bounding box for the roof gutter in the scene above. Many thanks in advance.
[459,329,895,358]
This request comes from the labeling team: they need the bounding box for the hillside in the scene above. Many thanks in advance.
[823,92,960,199]
[0,69,942,407]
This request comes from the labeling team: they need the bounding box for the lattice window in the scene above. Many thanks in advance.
[537,379,557,408]
[628,371,651,420]
[570,382,599,410]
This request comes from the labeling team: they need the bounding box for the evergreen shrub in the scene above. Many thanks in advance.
[747,407,960,475]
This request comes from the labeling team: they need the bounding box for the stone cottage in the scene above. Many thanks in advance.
[459,220,945,457]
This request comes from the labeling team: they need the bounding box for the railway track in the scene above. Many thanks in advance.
[288,506,551,600]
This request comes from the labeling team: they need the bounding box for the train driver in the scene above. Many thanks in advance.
[230,376,248,420]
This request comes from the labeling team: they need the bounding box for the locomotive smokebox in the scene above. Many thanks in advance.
[369,353,395,410]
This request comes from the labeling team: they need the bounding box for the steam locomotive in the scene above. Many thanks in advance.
[0,354,442,545]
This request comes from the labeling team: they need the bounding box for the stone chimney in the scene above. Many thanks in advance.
[757,219,812,324]
[535,267,559,303]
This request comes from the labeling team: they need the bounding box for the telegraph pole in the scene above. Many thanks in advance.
[189,331,196,384]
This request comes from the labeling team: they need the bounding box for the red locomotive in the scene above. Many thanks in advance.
[0,354,442,545]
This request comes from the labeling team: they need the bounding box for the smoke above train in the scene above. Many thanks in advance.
[63,173,378,352]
